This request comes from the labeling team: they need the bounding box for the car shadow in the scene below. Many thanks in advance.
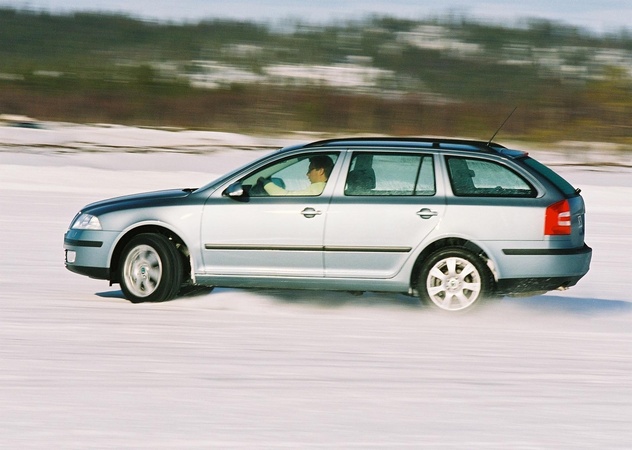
[95,287,422,307]
[95,288,631,315]
[255,289,424,309]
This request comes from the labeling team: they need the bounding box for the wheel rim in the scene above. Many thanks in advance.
[426,256,482,311]
[123,244,162,298]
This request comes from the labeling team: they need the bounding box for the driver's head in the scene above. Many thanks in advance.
[307,155,334,183]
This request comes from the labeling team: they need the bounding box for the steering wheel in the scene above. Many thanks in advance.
[248,177,270,196]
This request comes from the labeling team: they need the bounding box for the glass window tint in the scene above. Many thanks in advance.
[345,153,435,196]
[447,156,536,197]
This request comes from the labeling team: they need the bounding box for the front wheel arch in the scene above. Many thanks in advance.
[109,225,191,285]
[118,233,183,303]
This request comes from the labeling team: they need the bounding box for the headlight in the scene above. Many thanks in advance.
[71,213,102,230]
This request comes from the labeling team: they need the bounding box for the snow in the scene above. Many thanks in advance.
[0,123,631,449]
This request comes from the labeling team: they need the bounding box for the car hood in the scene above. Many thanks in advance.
[81,188,196,215]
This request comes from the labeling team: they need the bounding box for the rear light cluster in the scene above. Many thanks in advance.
[545,199,571,235]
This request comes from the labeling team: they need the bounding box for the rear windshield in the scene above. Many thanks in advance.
[521,157,578,197]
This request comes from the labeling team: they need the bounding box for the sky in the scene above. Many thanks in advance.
[1,0,631,33]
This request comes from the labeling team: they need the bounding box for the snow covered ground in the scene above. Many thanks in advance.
[0,123,631,449]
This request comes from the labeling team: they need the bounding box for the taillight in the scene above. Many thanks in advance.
[545,199,571,235]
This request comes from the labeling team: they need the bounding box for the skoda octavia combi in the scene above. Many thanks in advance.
[64,137,592,312]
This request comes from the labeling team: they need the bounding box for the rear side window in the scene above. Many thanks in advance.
[447,156,536,197]
[345,153,435,196]
[520,157,578,197]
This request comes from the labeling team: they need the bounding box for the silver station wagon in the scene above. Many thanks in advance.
[64,137,592,312]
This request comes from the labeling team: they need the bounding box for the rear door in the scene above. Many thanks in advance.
[324,151,446,278]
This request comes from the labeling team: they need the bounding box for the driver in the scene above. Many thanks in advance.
[262,155,334,196]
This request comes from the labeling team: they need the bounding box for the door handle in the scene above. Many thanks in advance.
[301,207,322,218]
[416,208,438,219]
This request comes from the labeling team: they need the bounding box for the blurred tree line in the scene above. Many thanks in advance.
[1,7,631,142]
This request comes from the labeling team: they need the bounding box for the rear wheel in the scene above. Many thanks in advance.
[119,233,183,303]
[418,247,493,312]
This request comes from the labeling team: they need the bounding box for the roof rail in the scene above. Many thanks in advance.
[303,136,506,152]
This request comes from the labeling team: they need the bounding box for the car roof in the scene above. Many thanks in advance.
[285,137,527,159]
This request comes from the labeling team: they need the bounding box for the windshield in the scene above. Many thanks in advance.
[193,149,283,193]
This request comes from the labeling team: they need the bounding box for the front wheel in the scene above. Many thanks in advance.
[418,247,494,312]
[119,233,183,303]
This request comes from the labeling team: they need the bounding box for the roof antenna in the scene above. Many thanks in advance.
[487,106,517,146]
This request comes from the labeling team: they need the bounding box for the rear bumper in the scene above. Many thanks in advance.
[496,275,584,295]
[495,244,592,294]
[502,244,592,257]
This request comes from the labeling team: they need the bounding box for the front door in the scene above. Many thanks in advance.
[200,152,339,278]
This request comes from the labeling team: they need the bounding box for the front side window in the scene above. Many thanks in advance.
[344,153,436,196]
[447,156,536,197]
[243,152,338,197]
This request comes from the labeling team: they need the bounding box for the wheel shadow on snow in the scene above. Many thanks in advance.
[96,290,125,299]
[95,286,214,302]
[265,291,632,315]
[501,295,632,315]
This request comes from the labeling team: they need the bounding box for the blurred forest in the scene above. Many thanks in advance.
[1,7,632,142]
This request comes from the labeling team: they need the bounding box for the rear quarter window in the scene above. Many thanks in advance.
[520,157,578,198]
[447,156,536,197]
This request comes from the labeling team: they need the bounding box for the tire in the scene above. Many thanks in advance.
[119,233,183,303]
[418,247,494,312]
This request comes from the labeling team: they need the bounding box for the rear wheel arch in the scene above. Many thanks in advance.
[417,246,495,312]
[410,238,496,291]
[109,225,191,285]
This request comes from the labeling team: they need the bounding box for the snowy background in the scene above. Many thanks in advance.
[1,123,631,449]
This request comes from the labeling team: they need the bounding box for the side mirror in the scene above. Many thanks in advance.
[224,182,244,198]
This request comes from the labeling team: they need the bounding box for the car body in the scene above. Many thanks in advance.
[64,137,592,311]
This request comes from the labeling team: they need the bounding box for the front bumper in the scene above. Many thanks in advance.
[64,260,110,280]
[64,229,119,280]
